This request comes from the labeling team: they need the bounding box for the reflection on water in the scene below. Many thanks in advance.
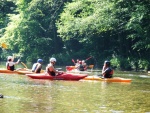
[0,70,150,113]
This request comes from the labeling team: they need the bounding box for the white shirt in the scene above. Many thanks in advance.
[6,61,15,67]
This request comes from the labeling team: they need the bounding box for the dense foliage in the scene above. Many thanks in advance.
[0,0,150,70]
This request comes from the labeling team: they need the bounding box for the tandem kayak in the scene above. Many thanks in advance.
[0,68,28,74]
[66,69,91,74]
[26,73,88,81]
[66,66,76,71]
[66,65,94,71]
[17,70,35,74]
[17,70,45,75]
[82,76,131,83]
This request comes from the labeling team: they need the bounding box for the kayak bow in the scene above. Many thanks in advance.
[82,76,131,83]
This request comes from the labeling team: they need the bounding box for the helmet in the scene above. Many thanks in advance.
[82,60,85,63]
[7,56,13,61]
[104,60,110,66]
[37,59,43,63]
[50,57,56,62]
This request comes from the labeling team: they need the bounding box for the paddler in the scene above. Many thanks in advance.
[46,57,63,76]
[6,55,20,71]
[82,60,87,70]
[102,60,113,78]
[77,61,84,71]
[32,59,43,73]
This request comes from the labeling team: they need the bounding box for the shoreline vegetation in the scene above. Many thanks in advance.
[0,0,150,72]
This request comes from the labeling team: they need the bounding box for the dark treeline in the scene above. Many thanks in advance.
[0,0,150,71]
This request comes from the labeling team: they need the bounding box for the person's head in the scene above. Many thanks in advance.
[79,61,82,64]
[37,59,43,63]
[50,57,56,64]
[104,60,111,67]
[77,59,79,62]
[7,56,13,61]
[82,60,85,63]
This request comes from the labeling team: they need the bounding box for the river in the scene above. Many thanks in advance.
[0,62,150,113]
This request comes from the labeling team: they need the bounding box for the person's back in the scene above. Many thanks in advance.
[6,55,20,71]
[32,59,43,73]
[6,60,15,71]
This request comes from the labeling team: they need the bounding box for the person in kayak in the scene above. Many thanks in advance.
[82,60,87,70]
[32,59,43,73]
[46,57,62,76]
[75,59,80,68]
[6,55,20,71]
[102,60,113,78]
[77,61,85,71]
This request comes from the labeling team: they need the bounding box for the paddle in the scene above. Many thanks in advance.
[21,62,28,69]
[12,54,29,71]
[1,43,7,49]
[14,54,27,69]
[85,56,92,61]
[72,59,76,64]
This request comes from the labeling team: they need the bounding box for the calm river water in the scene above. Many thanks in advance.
[0,63,150,113]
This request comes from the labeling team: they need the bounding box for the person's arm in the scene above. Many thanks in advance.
[14,59,20,65]
[35,64,41,73]
[6,62,8,69]
[102,66,106,74]
[52,66,59,73]
[12,54,15,62]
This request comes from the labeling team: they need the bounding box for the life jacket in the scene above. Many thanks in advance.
[78,64,84,71]
[7,63,15,71]
[32,63,42,73]
[47,68,55,76]
[32,63,38,72]
[47,64,56,76]
[104,67,113,78]
[110,69,114,75]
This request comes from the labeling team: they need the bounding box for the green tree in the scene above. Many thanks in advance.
[0,0,68,62]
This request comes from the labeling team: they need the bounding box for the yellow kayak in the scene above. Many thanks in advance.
[0,68,28,74]
[82,76,131,83]
[17,70,35,74]
[0,68,45,74]
[17,70,45,75]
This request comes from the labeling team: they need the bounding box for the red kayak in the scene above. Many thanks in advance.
[26,72,88,81]
[66,66,76,71]
[66,65,94,71]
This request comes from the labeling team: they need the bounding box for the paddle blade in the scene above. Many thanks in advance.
[72,59,75,63]
[85,56,92,61]
[1,43,7,49]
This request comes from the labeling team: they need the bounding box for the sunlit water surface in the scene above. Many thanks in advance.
[0,63,150,113]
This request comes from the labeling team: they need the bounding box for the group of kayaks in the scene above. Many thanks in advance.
[0,67,132,82]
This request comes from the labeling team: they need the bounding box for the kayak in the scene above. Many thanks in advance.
[0,68,28,74]
[26,73,88,81]
[17,70,35,74]
[82,76,131,83]
[66,66,76,71]
[66,69,91,74]
[0,69,18,74]
[0,68,45,75]
[66,65,94,71]
[17,70,45,75]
